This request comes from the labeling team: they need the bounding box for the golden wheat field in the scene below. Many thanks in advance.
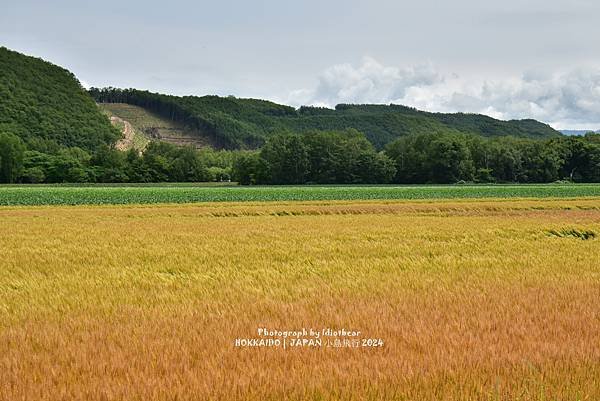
[1,199,600,401]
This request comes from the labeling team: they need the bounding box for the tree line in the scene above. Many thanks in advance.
[1,129,600,184]
[0,132,236,184]
[234,129,395,184]
[385,132,600,183]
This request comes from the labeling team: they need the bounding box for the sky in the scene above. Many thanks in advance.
[2,0,600,129]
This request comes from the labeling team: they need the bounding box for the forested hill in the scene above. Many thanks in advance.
[90,87,560,150]
[0,47,119,152]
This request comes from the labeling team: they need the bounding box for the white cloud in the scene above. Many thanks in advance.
[288,58,600,129]
[288,57,442,108]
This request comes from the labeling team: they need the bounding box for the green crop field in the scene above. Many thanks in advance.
[1,184,600,206]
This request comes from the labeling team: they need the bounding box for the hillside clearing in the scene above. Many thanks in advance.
[99,103,212,149]
[109,115,150,152]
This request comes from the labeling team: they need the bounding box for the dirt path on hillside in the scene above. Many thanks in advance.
[111,116,136,151]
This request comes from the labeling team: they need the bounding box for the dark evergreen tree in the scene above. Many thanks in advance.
[0,132,25,183]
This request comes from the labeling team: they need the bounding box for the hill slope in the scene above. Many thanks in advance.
[90,88,560,150]
[99,103,210,150]
[0,46,561,153]
[0,47,119,151]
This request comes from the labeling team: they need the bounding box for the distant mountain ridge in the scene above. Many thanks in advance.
[90,88,561,150]
[560,129,599,136]
[0,46,561,153]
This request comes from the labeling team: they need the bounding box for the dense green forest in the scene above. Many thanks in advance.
[89,88,560,150]
[0,47,120,152]
[2,46,599,185]
[232,131,600,184]
[385,132,600,184]
[2,128,600,184]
